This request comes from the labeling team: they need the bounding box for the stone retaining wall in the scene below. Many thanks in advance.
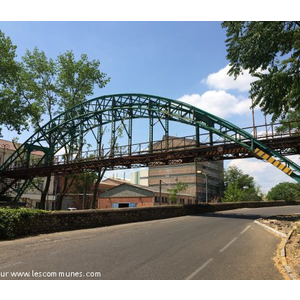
[10,201,300,238]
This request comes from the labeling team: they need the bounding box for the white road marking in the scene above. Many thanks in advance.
[185,258,213,280]
[240,225,251,235]
[219,237,238,252]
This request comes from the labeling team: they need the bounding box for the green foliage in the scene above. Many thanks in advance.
[56,51,110,110]
[0,30,17,81]
[276,110,300,133]
[222,166,262,202]
[223,183,244,202]
[20,47,110,129]
[0,29,110,135]
[266,182,300,202]
[168,182,188,203]
[0,207,48,239]
[0,30,110,209]
[222,21,300,122]
[74,172,98,193]
[0,30,34,134]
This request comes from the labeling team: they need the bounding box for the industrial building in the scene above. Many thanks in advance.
[98,181,196,209]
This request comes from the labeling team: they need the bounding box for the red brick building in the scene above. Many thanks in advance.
[98,182,195,209]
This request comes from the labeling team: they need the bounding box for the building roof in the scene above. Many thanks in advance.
[0,139,15,151]
[99,183,154,198]
[101,177,130,186]
[99,181,194,198]
[0,139,45,156]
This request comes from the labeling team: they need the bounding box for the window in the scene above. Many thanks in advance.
[118,203,129,208]
[38,181,44,191]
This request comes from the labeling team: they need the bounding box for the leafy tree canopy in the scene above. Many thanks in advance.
[224,165,255,190]
[0,29,110,136]
[0,30,35,134]
[222,165,262,202]
[266,182,300,202]
[222,21,300,121]
[0,29,110,210]
[168,182,188,203]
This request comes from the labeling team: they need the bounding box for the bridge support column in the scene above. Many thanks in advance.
[196,124,200,147]
[149,101,153,153]
[165,117,169,151]
[128,118,132,156]
[209,131,213,146]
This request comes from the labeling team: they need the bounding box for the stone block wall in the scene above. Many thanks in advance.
[8,201,300,239]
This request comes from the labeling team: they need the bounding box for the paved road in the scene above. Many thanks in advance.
[0,205,299,280]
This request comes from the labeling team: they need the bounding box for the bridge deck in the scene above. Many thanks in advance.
[2,134,300,179]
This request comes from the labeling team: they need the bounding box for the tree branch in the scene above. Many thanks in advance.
[294,21,300,28]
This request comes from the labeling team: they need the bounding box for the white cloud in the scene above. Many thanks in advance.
[203,64,256,92]
[180,64,298,194]
[227,156,299,193]
[178,90,251,118]
[228,159,269,177]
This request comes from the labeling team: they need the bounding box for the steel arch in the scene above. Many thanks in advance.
[1,93,300,200]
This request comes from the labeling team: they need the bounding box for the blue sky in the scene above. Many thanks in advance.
[0,21,297,192]
[0,21,254,131]
[0,22,227,97]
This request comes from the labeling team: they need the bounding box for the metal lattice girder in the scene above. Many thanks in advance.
[1,93,300,200]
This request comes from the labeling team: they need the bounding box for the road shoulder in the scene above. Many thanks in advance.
[255,214,300,280]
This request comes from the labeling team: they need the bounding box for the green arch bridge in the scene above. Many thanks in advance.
[1,93,300,201]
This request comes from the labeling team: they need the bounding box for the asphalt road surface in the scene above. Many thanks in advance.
[1,205,299,280]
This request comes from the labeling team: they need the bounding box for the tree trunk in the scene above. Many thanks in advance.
[90,168,106,209]
[56,175,76,210]
[40,173,52,210]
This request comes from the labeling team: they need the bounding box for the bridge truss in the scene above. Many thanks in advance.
[1,93,300,201]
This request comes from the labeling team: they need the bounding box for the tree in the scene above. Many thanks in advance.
[0,30,110,209]
[222,166,262,202]
[168,182,188,204]
[18,48,110,209]
[0,30,38,134]
[222,21,300,121]
[73,172,98,209]
[276,110,300,133]
[266,182,300,202]
[223,183,244,202]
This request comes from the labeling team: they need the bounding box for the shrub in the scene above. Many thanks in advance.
[266,182,300,202]
[0,207,48,239]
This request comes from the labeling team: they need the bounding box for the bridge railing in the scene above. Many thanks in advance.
[3,120,300,171]
[243,120,300,140]
[53,120,300,165]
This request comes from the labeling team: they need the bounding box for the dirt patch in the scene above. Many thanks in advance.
[258,214,300,280]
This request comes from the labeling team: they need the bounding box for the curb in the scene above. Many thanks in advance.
[280,228,296,280]
[253,220,287,238]
[254,220,296,280]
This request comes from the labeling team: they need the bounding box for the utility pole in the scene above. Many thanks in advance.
[159,179,162,203]
[197,170,208,204]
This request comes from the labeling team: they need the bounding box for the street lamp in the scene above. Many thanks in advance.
[197,170,208,204]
